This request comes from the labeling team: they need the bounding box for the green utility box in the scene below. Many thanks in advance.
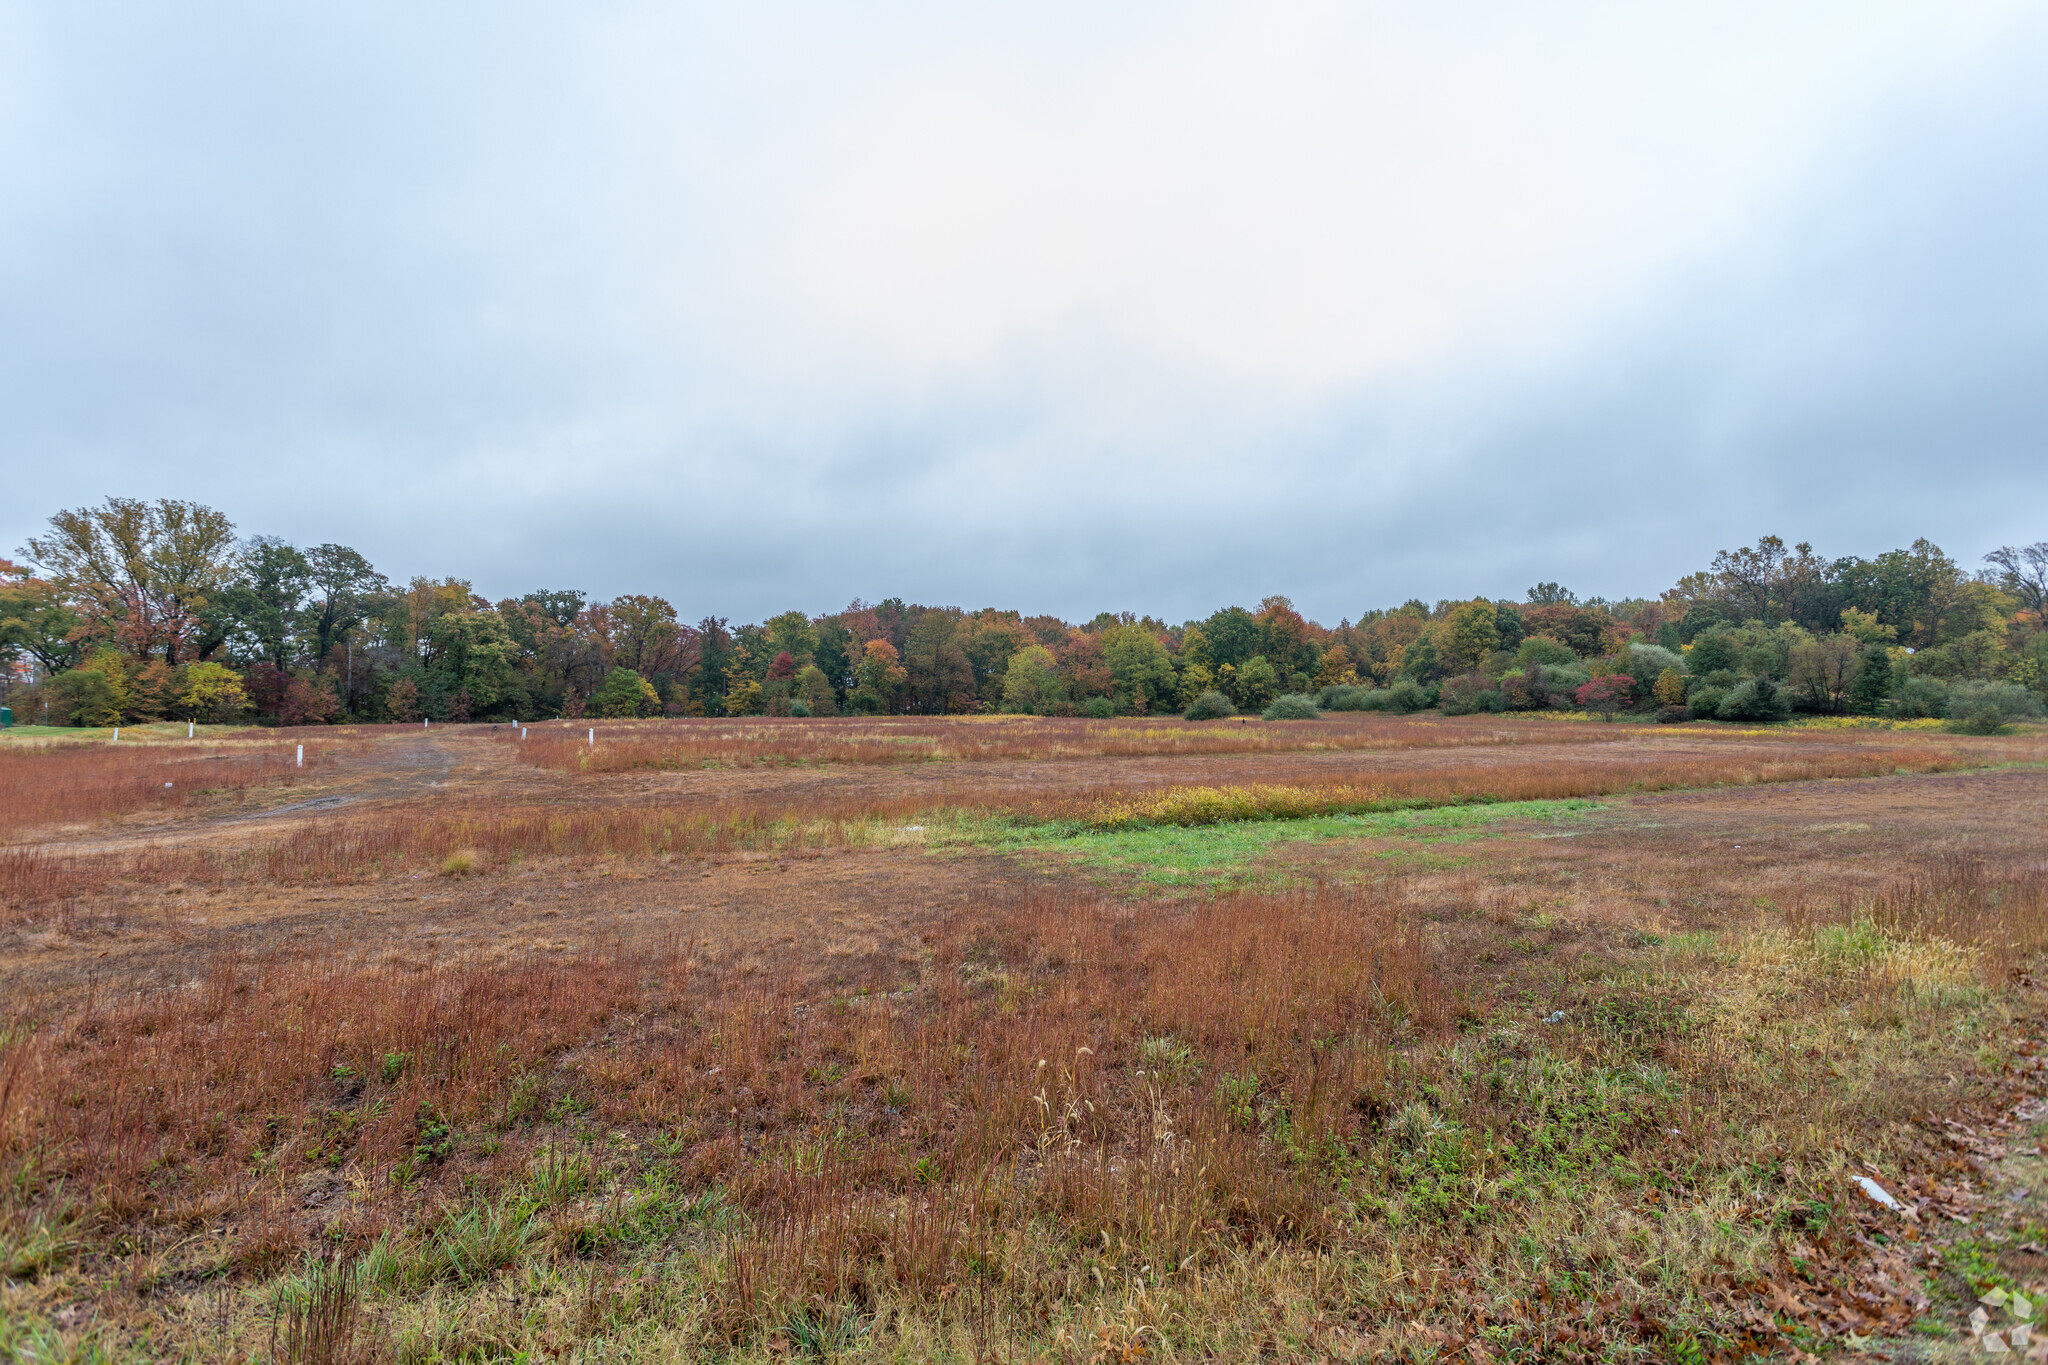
[0,707,12,727]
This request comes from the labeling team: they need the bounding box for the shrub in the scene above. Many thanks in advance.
[1317,684,1372,711]
[1652,668,1688,707]
[1719,676,1792,723]
[44,667,123,727]
[1082,696,1118,720]
[1943,681,2043,734]
[1182,690,1236,721]
[1540,664,1591,697]
[1655,705,1693,724]
[1362,678,1431,714]
[1498,666,1551,711]
[1438,675,1506,715]
[1262,693,1321,721]
[1573,675,1636,720]
[1687,685,1730,719]
[789,700,811,717]
[1624,643,1685,692]
[1889,675,1950,719]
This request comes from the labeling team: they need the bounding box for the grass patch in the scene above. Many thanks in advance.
[935,797,1605,888]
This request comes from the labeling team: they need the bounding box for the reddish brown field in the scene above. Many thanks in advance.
[3,716,2047,1361]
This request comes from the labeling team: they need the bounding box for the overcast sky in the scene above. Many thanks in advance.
[3,3,2045,624]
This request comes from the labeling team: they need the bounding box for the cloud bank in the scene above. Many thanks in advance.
[2,2,2044,621]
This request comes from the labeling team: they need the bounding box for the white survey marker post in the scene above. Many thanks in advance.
[588,727,595,746]
[112,727,119,742]
[296,744,303,767]
[187,721,194,738]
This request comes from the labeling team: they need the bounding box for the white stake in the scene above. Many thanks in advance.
[588,727,595,746]
[296,744,304,767]
[112,726,119,742]
[187,721,194,738]
[521,727,527,739]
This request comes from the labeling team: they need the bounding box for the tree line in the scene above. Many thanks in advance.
[2,500,2043,731]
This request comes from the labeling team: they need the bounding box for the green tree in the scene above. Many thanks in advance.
[217,537,312,670]
[795,664,837,716]
[1398,633,1441,681]
[1102,625,1176,712]
[904,611,975,712]
[0,558,83,674]
[1200,607,1260,669]
[429,610,523,715]
[765,610,818,669]
[1235,655,1280,709]
[1848,644,1897,714]
[812,618,853,702]
[1685,631,1739,676]
[1438,601,1499,674]
[1000,645,1062,714]
[593,666,659,717]
[303,544,389,663]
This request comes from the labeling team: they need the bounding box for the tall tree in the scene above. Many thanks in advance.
[24,497,237,662]
[1984,543,2048,618]
[217,537,313,670]
[610,595,685,676]
[0,558,83,673]
[303,544,389,662]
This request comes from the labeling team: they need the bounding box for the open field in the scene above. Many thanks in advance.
[4,716,2048,1362]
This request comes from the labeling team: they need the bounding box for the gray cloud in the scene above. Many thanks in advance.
[3,7,2044,625]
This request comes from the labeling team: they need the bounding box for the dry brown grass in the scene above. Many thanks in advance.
[501,713,1630,770]
[0,740,319,833]
[0,730,1990,912]
[6,856,2043,1358]
[7,718,2048,1359]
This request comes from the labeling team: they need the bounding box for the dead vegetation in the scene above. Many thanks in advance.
[0,739,321,832]
[3,719,2048,1360]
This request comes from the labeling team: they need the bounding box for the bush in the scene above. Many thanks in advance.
[1540,664,1591,697]
[1889,675,1949,719]
[1438,675,1506,715]
[1182,690,1236,721]
[1624,643,1685,691]
[1572,675,1635,720]
[1942,681,2043,734]
[1655,705,1693,724]
[1083,696,1118,720]
[1317,684,1372,711]
[1719,676,1792,723]
[44,667,124,727]
[1365,678,1432,714]
[788,700,811,718]
[1261,693,1321,721]
[1686,686,1729,719]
